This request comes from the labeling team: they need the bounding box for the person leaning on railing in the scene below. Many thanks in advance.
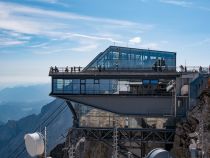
[199,66,203,73]
[184,66,187,72]
[54,66,59,73]
[98,65,102,72]
[65,66,69,73]
[180,65,184,72]
[50,66,54,73]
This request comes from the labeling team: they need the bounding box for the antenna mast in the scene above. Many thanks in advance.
[44,127,47,158]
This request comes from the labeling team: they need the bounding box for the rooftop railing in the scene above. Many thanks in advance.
[183,66,209,73]
[50,66,84,74]
[49,66,210,75]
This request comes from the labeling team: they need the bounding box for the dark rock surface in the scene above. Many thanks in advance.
[171,92,210,158]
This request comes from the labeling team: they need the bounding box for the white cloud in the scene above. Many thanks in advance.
[198,6,210,12]
[6,31,31,40]
[159,0,192,8]
[70,44,98,52]
[127,36,160,50]
[159,0,210,13]
[160,40,169,44]
[0,31,31,47]
[64,33,125,44]
[128,41,159,49]
[33,44,99,55]
[0,39,26,46]
[129,37,142,44]
[184,38,210,48]
[0,1,154,49]
[27,0,71,7]
[160,0,210,13]
[39,0,59,3]
[0,1,152,31]
[0,19,43,35]
[29,42,49,48]
[140,42,159,49]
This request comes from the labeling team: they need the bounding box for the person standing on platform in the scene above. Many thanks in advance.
[65,66,69,73]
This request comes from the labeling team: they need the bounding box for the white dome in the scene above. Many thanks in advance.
[147,148,172,158]
[24,132,45,157]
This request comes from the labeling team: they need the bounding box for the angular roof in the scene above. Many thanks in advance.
[84,46,176,71]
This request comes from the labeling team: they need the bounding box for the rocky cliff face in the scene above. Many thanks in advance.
[171,92,210,158]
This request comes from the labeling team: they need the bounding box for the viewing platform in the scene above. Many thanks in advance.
[49,46,210,117]
[49,66,209,76]
[49,46,210,158]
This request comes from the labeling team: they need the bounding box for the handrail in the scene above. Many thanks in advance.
[49,66,210,74]
[50,66,84,74]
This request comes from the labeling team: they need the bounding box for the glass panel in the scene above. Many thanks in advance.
[81,84,85,94]
[113,51,119,60]
[53,78,172,96]
[85,46,176,71]
[53,79,63,93]
[94,79,99,84]
[81,79,85,83]
[73,79,80,94]
[71,101,170,128]
[100,79,110,94]
[63,79,72,93]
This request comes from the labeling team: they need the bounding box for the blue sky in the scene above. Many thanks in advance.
[0,0,210,88]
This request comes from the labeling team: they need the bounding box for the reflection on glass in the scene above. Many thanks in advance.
[84,46,176,71]
[71,101,168,129]
[53,78,171,96]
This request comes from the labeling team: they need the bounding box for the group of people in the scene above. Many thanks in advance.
[98,65,106,72]
[64,66,82,72]
[50,65,210,73]
[50,66,82,73]
[50,66,59,73]
[97,63,119,72]
[179,65,188,72]
[180,65,210,73]
[152,59,166,72]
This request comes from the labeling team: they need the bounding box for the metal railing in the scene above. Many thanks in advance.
[49,66,210,74]
[49,66,84,74]
[180,66,209,73]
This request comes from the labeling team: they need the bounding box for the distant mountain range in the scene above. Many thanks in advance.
[0,84,52,123]
[0,84,51,103]
[0,99,72,158]
[0,121,4,126]
[0,84,73,157]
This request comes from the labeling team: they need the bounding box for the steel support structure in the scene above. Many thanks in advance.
[112,117,119,158]
[68,127,175,158]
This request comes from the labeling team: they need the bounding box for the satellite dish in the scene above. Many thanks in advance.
[24,132,45,157]
[146,148,172,158]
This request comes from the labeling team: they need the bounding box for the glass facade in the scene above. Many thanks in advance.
[84,46,176,72]
[71,101,169,129]
[53,78,171,96]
